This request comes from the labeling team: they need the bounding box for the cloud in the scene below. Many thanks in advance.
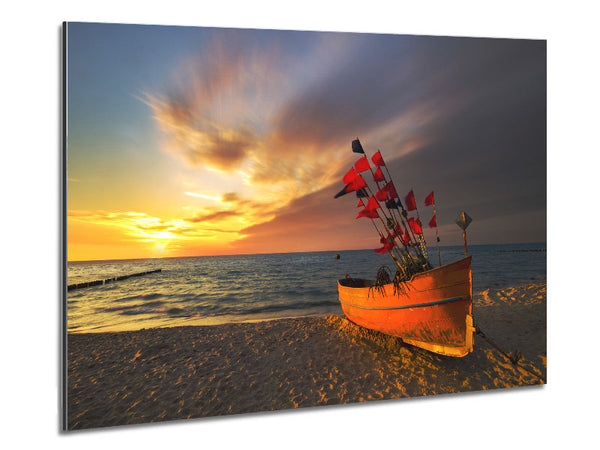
[230,36,546,252]
[68,210,219,242]
[142,32,358,208]
[182,190,282,236]
[221,192,241,203]
[142,32,545,253]
[231,185,374,253]
[143,94,258,171]
[185,210,240,223]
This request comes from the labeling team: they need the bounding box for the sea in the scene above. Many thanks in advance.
[67,243,546,333]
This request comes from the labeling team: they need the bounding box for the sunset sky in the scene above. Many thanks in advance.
[66,23,546,261]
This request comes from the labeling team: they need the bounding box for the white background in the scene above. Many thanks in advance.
[1,1,597,448]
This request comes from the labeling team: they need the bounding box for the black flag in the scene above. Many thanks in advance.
[385,199,399,209]
[352,139,365,154]
[334,184,353,199]
[355,188,368,198]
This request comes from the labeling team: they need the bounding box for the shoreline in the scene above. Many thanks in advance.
[66,280,544,334]
[67,283,546,430]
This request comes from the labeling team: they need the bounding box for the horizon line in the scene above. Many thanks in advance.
[67,241,547,264]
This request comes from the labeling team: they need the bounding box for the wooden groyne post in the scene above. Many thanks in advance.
[67,269,162,291]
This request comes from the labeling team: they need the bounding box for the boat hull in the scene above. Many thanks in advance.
[337,256,475,357]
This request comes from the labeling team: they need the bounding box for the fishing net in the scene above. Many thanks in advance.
[369,265,412,297]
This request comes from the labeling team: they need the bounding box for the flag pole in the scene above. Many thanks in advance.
[401,188,429,266]
[368,157,405,234]
[369,149,425,265]
[336,176,408,275]
[365,176,420,267]
[432,202,442,266]
[368,216,411,278]
[410,186,430,260]
[361,185,415,271]
[350,139,424,274]
[352,147,420,268]
[361,172,423,271]
[400,197,427,265]
[455,211,472,257]
[379,161,428,264]
[355,187,410,274]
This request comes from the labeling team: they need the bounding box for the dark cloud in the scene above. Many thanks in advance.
[273,35,545,155]
[148,94,257,170]
[234,36,546,250]
[187,127,254,170]
[221,192,240,202]
[232,186,376,253]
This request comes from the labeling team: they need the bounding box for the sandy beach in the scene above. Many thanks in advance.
[67,283,546,430]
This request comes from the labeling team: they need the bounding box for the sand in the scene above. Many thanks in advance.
[67,283,546,430]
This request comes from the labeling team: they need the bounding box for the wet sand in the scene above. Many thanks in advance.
[67,283,546,430]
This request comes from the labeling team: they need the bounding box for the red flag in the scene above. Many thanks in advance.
[373,167,385,182]
[357,199,364,208]
[351,174,367,191]
[408,217,423,234]
[357,196,380,219]
[363,196,380,211]
[375,188,389,202]
[424,191,435,206]
[405,190,417,211]
[334,174,366,199]
[428,214,437,228]
[357,209,379,219]
[384,181,398,199]
[354,156,371,173]
[343,167,356,184]
[383,241,394,253]
[394,222,402,237]
[374,237,394,254]
[401,226,411,245]
[372,150,385,167]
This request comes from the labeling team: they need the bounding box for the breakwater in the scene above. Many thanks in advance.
[67,269,162,291]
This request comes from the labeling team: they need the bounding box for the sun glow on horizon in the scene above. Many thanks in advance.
[67,209,245,261]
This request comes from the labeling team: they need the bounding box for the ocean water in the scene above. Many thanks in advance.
[67,243,546,333]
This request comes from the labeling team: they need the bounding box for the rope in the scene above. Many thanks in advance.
[475,326,546,384]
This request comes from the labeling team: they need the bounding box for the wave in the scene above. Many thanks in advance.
[67,245,545,332]
[205,299,340,316]
[112,292,165,303]
[103,300,164,314]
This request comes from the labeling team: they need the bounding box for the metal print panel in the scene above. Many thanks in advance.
[63,22,546,430]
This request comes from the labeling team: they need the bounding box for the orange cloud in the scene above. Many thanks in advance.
[185,210,239,223]
[143,93,259,171]
[68,209,229,259]
[140,37,354,216]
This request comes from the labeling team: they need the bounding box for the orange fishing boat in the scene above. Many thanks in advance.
[338,256,475,357]
[335,138,475,357]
